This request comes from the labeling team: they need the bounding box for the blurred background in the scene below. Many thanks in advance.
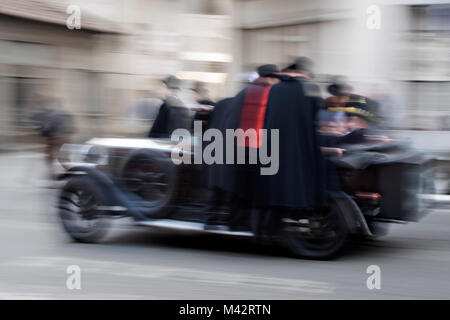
[0,0,449,145]
[0,0,449,299]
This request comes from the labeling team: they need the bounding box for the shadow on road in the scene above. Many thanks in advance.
[89,225,407,261]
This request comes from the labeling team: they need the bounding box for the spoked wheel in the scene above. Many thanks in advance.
[120,150,177,218]
[58,176,111,243]
[282,199,348,259]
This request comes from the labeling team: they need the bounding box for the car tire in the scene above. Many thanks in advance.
[58,176,111,243]
[119,149,178,218]
[282,199,348,259]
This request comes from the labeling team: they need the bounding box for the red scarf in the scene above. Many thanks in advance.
[237,83,272,148]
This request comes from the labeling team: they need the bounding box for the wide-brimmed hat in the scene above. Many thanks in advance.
[327,76,353,96]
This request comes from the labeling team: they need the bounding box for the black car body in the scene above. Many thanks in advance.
[56,128,432,259]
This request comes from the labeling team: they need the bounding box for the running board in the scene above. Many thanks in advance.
[135,219,253,237]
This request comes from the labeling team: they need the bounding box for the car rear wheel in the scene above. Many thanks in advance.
[282,199,348,259]
[58,176,111,243]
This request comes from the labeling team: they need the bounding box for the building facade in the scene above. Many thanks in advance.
[232,0,450,129]
[0,0,234,144]
[0,0,448,148]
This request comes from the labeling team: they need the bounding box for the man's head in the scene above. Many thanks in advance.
[162,75,181,95]
[255,64,280,84]
[282,57,314,79]
[327,76,353,97]
[257,64,278,77]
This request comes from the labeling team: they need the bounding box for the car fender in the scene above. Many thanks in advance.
[59,165,149,221]
[329,191,373,236]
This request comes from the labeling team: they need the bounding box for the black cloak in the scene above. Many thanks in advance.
[256,76,327,209]
[203,95,242,192]
[148,95,192,138]
[208,82,273,199]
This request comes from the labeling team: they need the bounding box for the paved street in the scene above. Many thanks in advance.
[0,152,449,299]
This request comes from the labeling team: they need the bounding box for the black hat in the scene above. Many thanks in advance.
[283,57,314,75]
[162,75,181,90]
[327,75,353,96]
[257,64,279,77]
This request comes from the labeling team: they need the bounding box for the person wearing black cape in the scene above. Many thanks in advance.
[255,57,327,242]
[202,96,235,229]
[203,64,279,231]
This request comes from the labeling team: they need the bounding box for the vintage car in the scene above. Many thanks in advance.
[56,127,433,259]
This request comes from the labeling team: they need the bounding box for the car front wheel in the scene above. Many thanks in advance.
[58,176,111,243]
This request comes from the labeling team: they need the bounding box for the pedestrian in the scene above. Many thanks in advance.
[38,103,76,179]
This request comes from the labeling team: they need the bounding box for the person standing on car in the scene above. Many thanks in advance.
[255,57,327,243]
[232,64,280,234]
[204,64,280,231]
[148,75,192,138]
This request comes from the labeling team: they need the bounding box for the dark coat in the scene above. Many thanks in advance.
[148,95,192,138]
[203,96,241,192]
[210,84,275,197]
[256,76,327,209]
[209,82,275,199]
[148,102,169,138]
